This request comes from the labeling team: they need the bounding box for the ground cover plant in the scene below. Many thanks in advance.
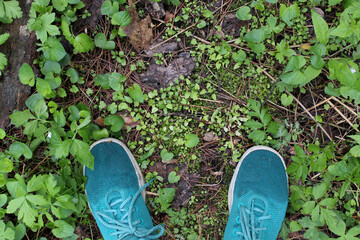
[0,0,360,239]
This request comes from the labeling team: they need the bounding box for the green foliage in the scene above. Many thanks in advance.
[184,134,199,148]
[111,11,131,27]
[279,3,300,26]
[128,84,144,103]
[236,6,252,21]
[0,33,10,44]
[0,0,22,23]
[28,13,60,43]
[168,171,180,183]
[311,10,329,45]
[286,142,360,239]
[0,128,5,139]
[19,63,35,87]
[160,149,174,162]
[325,58,360,103]
[103,115,124,132]
[2,0,360,238]
[331,1,360,44]
[94,33,115,50]
[73,33,95,53]
[155,188,175,211]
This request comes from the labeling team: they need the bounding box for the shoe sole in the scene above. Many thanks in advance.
[83,138,146,201]
[228,146,288,211]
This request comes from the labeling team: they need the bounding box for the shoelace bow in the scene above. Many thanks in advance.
[234,198,272,240]
[95,181,164,239]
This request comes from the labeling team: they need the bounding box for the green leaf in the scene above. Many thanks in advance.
[53,0,68,11]
[128,84,144,103]
[26,194,49,206]
[0,194,7,208]
[18,200,38,227]
[66,68,79,83]
[232,50,247,63]
[202,10,213,18]
[289,221,302,232]
[248,130,267,143]
[170,0,181,6]
[0,128,5,139]
[328,161,350,177]
[157,188,175,210]
[111,11,131,27]
[284,55,306,72]
[329,0,342,6]
[95,33,115,50]
[280,70,307,85]
[236,6,252,21]
[42,61,61,75]
[27,175,44,192]
[244,120,263,130]
[310,55,325,69]
[2,0,22,20]
[0,33,10,45]
[281,93,293,106]
[244,29,266,43]
[70,139,94,169]
[301,201,315,215]
[6,177,27,200]
[168,171,180,183]
[197,20,206,29]
[321,208,346,236]
[160,149,174,162]
[19,63,35,87]
[28,13,60,43]
[185,134,199,148]
[279,3,300,26]
[109,72,126,91]
[9,110,34,127]
[349,145,360,157]
[13,224,26,240]
[9,142,33,159]
[41,37,66,62]
[0,158,13,173]
[73,33,94,53]
[266,0,278,3]
[346,226,360,238]
[312,182,327,200]
[0,53,8,71]
[311,10,329,45]
[93,128,109,140]
[101,0,119,16]
[349,135,360,144]
[0,221,15,240]
[104,115,124,132]
[36,78,52,97]
[311,44,327,56]
[94,74,111,89]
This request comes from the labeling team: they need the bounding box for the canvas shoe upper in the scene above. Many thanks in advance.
[84,138,164,240]
[224,146,288,240]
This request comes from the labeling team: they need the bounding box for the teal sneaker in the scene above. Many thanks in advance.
[84,138,164,239]
[224,146,288,240]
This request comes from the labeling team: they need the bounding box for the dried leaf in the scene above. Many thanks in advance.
[122,0,153,51]
[300,44,311,50]
[140,52,196,88]
[164,11,174,23]
[117,113,140,128]
[203,132,219,142]
[95,117,105,127]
